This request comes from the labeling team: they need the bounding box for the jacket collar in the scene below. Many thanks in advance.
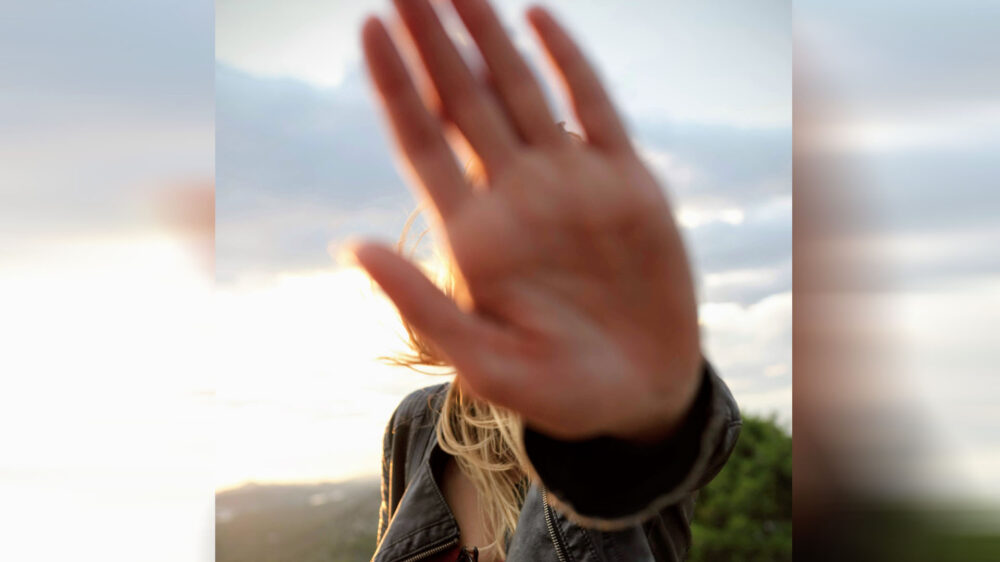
[373,428,460,562]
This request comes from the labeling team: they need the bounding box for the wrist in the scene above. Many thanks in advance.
[615,354,704,445]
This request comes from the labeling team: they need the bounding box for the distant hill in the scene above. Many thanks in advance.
[216,477,380,562]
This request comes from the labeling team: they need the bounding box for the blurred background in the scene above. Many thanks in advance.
[2,0,996,561]
[214,0,791,559]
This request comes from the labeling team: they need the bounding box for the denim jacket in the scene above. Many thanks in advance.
[371,362,741,562]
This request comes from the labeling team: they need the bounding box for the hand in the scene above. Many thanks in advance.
[354,0,701,442]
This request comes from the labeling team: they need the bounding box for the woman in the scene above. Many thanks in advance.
[351,1,741,560]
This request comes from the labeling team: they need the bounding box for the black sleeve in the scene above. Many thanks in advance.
[522,360,742,527]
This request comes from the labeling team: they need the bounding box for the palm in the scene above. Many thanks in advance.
[356,0,701,441]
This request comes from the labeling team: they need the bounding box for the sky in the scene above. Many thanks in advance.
[214,0,793,490]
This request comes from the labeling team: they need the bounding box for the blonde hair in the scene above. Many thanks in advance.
[381,202,529,559]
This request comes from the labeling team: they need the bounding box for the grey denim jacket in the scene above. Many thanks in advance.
[371,362,741,562]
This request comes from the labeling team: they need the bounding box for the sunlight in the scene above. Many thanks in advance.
[215,263,450,490]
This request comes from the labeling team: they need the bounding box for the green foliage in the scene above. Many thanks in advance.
[689,414,792,562]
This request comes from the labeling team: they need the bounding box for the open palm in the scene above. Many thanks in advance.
[355,0,702,442]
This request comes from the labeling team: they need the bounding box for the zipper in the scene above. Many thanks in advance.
[541,489,570,562]
[396,536,460,562]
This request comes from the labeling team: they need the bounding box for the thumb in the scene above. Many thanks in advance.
[348,241,525,409]
[349,241,474,366]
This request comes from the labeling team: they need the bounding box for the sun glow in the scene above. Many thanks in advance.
[215,263,448,490]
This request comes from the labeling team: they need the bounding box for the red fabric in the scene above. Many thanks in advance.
[428,545,461,562]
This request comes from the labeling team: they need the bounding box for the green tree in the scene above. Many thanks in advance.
[690,414,792,562]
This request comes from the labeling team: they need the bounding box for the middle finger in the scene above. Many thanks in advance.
[393,0,519,176]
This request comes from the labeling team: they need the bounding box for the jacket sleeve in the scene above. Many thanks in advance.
[521,360,742,529]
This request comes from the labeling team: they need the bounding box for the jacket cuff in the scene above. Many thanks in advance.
[522,360,741,529]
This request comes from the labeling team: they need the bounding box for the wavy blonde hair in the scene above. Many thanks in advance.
[381,200,530,560]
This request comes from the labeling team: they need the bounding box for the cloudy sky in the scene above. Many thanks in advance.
[214,0,792,489]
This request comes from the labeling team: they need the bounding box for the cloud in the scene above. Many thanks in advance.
[216,0,790,127]
[637,128,792,304]
[702,260,792,306]
[699,292,793,422]
[216,63,418,283]
[216,0,386,88]
[687,198,791,278]
[637,121,792,210]
[218,63,794,304]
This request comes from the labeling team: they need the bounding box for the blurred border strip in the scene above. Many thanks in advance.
[1,2,215,561]
[794,0,1000,559]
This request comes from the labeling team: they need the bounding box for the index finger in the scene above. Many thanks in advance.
[362,16,471,220]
